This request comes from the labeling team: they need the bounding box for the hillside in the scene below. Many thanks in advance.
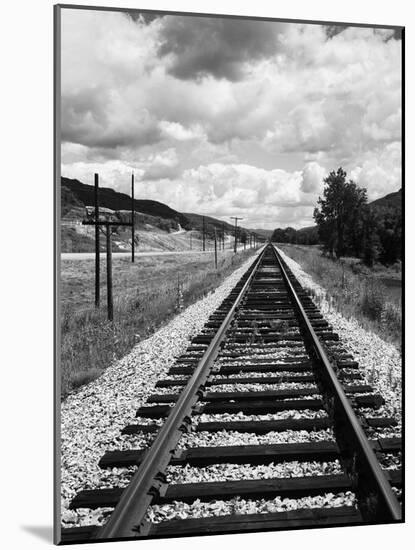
[62,177,191,229]
[60,177,232,253]
[370,188,402,212]
[183,212,236,238]
[184,212,264,240]
[249,228,274,239]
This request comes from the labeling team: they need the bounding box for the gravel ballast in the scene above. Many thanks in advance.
[61,246,401,531]
[166,460,344,484]
[60,252,259,528]
[146,492,357,523]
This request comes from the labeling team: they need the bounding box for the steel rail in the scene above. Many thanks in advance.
[96,247,267,540]
[271,245,401,522]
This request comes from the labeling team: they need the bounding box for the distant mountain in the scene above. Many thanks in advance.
[370,188,402,212]
[249,228,274,239]
[61,177,191,229]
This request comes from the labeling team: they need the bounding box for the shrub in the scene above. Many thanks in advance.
[278,244,401,348]
[361,280,385,321]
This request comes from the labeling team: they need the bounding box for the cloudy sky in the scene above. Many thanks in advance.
[60,9,402,229]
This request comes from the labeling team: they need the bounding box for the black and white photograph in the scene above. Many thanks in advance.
[54,4,404,544]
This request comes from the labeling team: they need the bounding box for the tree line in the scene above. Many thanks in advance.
[271,226,319,246]
[313,168,401,266]
[271,167,401,267]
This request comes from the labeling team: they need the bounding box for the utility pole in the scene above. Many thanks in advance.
[202,216,206,251]
[94,173,100,307]
[131,172,135,263]
[222,222,225,251]
[214,228,218,269]
[106,225,113,321]
[83,175,133,321]
[190,231,192,250]
[230,217,243,253]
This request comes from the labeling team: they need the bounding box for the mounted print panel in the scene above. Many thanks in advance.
[54,4,404,545]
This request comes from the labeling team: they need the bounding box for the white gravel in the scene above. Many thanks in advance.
[60,252,259,527]
[146,492,357,523]
[276,247,401,421]
[177,429,335,449]
[166,460,343,484]
[212,371,314,379]
[195,410,328,423]
[207,383,318,393]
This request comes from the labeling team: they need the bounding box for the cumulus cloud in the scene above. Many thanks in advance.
[60,10,402,228]
[300,162,326,193]
[158,16,283,81]
[142,148,181,180]
[158,121,205,141]
[350,141,401,199]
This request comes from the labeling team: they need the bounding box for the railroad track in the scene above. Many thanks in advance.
[61,244,402,543]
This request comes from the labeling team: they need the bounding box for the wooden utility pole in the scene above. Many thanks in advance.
[202,216,206,251]
[131,172,135,263]
[83,176,134,321]
[222,222,225,250]
[106,225,113,321]
[230,217,243,253]
[94,173,100,307]
[214,228,218,269]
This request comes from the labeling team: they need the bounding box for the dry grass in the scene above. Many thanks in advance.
[278,244,402,350]
[60,249,256,397]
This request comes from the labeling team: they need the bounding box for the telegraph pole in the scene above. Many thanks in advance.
[222,222,225,250]
[230,217,243,253]
[214,228,218,269]
[94,173,100,307]
[106,225,113,321]
[202,216,206,251]
[83,174,133,321]
[131,172,135,263]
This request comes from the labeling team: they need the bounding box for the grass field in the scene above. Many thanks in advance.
[60,248,256,398]
[278,244,402,350]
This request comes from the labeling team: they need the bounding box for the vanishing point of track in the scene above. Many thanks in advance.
[62,244,402,543]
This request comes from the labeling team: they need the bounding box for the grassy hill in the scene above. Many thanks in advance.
[370,188,402,212]
[184,212,265,241]
[249,228,274,239]
[183,213,236,238]
[62,177,191,229]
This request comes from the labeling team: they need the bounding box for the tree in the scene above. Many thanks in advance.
[361,207,380,267]
[376,207,402,264]
[314,168,367,258]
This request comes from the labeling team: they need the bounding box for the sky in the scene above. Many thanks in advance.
[60,9,402,229]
